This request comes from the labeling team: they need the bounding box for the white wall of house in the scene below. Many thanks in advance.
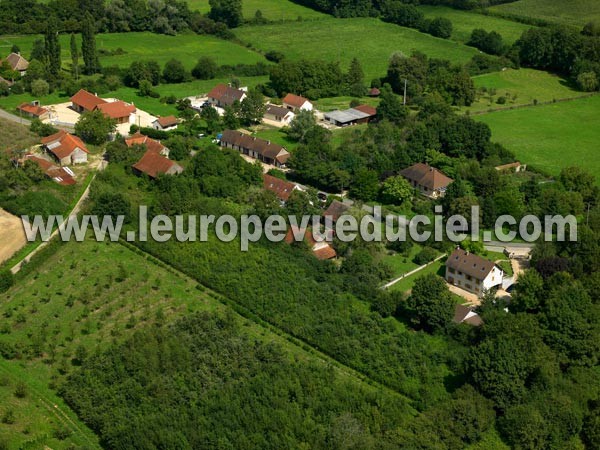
[71,148,88,165]
[445,265,503,297]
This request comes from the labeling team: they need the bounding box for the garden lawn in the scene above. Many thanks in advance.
[418,5,533,44]
[185,0,328,20]
[0,32,266,70]
[389,258,447,293]
[235,18,479,79]
[382,244,423,278]
[465,68,585,113]
[489,0,600,27]
[476,95,600,182]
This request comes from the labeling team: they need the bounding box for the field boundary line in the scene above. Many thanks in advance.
[470,92,598,116]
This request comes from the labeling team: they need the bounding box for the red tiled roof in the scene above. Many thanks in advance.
[284,226,318,247]
[41,130,89,160]
[17,103,48,117]
[263,174,297,202]
[125,133,167,155]
[132,150,182,179]
[24,155,76,185]
[96,100,136,119]
[368,87,381,96]
[313,245,337,260]
[155,116,178,128]
[400,163,453,191]
[207,83,246,106]
[70,89,107,111]
[282,93,310,108]
[352,104,377,116]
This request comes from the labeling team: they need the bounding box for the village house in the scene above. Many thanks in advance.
[368,87,381,97]
[264,104,295,125]
[323,200,351,224]
[96,101,137,125]
[453,304,483,326]
[70,89,136,125]
[400,163,453,199]
[284,226,337,261]
[152,115,178,131]
[71,89,107,113]
[445,248,504,297]
[132,151,183,179]
[17,101,49,121]
[126,132,169,156]
[2,52,29,76]
[207,84,247,108]
[41,130,89,166]
[323,104,377,127]
[263,174,301,204]
[282,93,313,112]
[220,130,291,168]
[23,154,76,186]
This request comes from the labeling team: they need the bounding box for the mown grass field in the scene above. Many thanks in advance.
[489,0,600,27]
[235,18,479,79]
[0,32,266,70]
[477,95,600,182]
[418,5,533,44]
[186,0,328,20]
[465,68,585,113]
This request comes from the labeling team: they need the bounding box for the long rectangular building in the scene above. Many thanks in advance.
[220,130,290,168]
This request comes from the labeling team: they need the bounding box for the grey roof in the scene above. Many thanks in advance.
[324,108,370,124]
[266,104,291,117]
[446,248,496,281]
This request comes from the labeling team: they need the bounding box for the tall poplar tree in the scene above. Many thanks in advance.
[70,34,79,79]
[82,13,100,75]
[44,17,61,78]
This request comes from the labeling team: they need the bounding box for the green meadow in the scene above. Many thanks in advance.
[477,95,600,181]
[235,17,479,79]
[0,32,265,70]
[186,0,328,20]
[418,5,533,44]
[466,68,585,113]
[489,0,600,27]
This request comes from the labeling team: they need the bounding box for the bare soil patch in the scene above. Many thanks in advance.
[0,208,27,264]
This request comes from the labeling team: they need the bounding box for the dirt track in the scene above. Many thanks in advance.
[0,208,27,265]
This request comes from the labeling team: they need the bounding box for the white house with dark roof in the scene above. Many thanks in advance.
[264,104,295,124]
[445,248,504,297]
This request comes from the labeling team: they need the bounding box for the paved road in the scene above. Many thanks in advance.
[0,108,31,126]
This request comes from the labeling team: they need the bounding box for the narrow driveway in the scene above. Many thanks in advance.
[0,108,31,126]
